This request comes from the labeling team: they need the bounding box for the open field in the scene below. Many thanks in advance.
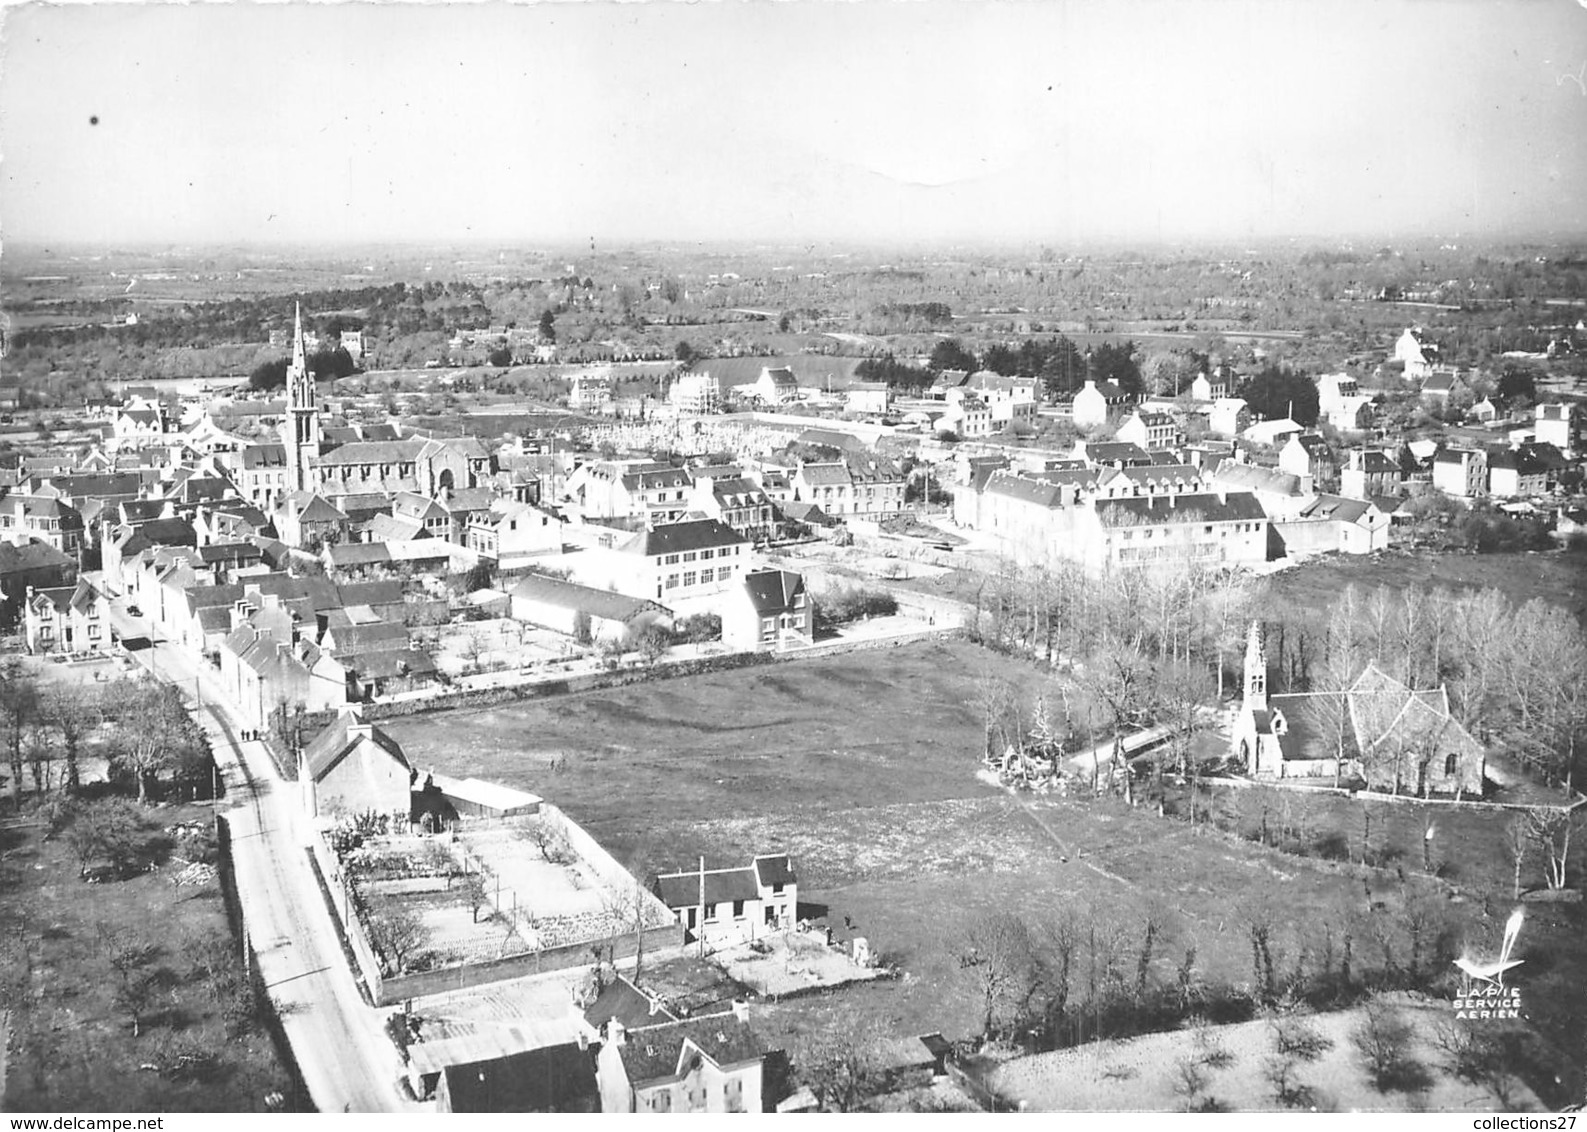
[0,803,304,1112]
[1264,549,1587,625]
[385,640,1587,1106]
[983,996,1541,1112]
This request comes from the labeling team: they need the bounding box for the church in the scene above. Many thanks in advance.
[276,304,493,506]
[1231,621,1486,796]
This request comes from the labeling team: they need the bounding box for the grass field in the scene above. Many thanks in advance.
[1264,548,1587,624]
[0,802,305,1113]
[384,639,1587,1107]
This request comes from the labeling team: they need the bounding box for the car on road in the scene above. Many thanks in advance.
[126,605,142,617]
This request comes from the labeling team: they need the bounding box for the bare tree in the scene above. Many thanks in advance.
[46,686,101,795]
[515,815,571,864]
[109,682,205,804]
[958,911,1043,1042]
[367,905,431,974]
[794,1011,886,1112]
[1350,999,1423,1093]
[98,925,161,1039]
[1504,813,1529,899]
[1526,808,1576,890]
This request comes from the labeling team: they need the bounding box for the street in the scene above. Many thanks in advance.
[113,604,419,1113]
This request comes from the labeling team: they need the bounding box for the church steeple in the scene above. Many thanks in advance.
[1243,620,1268,711]
[284,301,320,495]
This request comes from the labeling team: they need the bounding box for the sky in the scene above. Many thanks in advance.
[2,0,1587,249]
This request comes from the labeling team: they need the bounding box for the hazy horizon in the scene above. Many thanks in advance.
[4,0,1587,249]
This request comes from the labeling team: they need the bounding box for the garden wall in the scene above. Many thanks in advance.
[305,834,387,1005]
[374,919,682,1005]
[361,629,963,721]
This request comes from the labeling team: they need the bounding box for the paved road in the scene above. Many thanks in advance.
[114,608,418,1113]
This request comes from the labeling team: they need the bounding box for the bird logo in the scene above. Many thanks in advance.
[1452,907,1525,991]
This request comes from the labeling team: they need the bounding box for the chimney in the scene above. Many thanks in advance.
[608,1020,626,1047]
[576,1031,589,1051]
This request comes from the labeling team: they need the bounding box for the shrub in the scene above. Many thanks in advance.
[814,583,898,631]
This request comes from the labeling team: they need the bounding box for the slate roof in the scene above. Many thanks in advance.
[1080,441,1152,467]
[753,854,795,889]
[439,1044,599,1113]
[240,444,288,470]
[1212,462,1305,496]
[324,620,409,653]
[654,867,760,909]
[327,543,393,567]
[301,715,409,783]
[0,541,74,576]
[509,573,668,624]
[620,518,747,557]
[617,1017,768,1084]
[983,470,1073,509]
[314,439,425,466]
[584,976,678,1031]
[1297,494,1374,524]
[288,493,348,523]
[365,514,428,542]
[797,462,852,487]
[1094,491,1267,527]
[742,570,805,615]
[796,429,866,453]
[340,647,438,679]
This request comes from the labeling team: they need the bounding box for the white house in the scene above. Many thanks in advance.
[722,569,812,652]
[1432,447,1487,499]
[652,854,798,944]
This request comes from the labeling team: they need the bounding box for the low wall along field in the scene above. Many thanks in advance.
[381,638,1587,1100]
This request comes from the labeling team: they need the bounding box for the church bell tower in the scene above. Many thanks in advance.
[284,302,320,495]
[1243,620,1268,712]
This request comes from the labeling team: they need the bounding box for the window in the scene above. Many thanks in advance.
[683,551,698,563]
[666,575,680,589]
[704,903,719,922]
[761,618,776,640]
[652,1091,672,1113]
[732,899,746,919]
[664,554,680,565]
[1445,752,1458,776]
[682,571,698,587]
[87,624,100,639]
[699,549,713,560]
[772,881,785,895]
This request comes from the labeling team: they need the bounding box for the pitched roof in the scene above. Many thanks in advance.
[301,715,410,781]
[1298,494,1374,524]
[313,439,426,466]
[0,541,74,575]
[1211,462,1305,496]
[753,854,795,889]
[797,462,852,487]
[509,572,667,623]
[742,569,805,615]
[339,647,438,679]
[584,976,678,1031]
[240,444,288,470]
[1094,491,1267,527]
[619,518,747,557]
[327,543,393,567]
[1080,441,1152,466]
[654,866,760,909]
[617,1017,768,1085]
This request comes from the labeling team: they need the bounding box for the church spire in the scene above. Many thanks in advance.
[284,299,320,496]
[290,301,307,381]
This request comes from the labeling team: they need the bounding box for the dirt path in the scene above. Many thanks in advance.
[1005,789,1139,892]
